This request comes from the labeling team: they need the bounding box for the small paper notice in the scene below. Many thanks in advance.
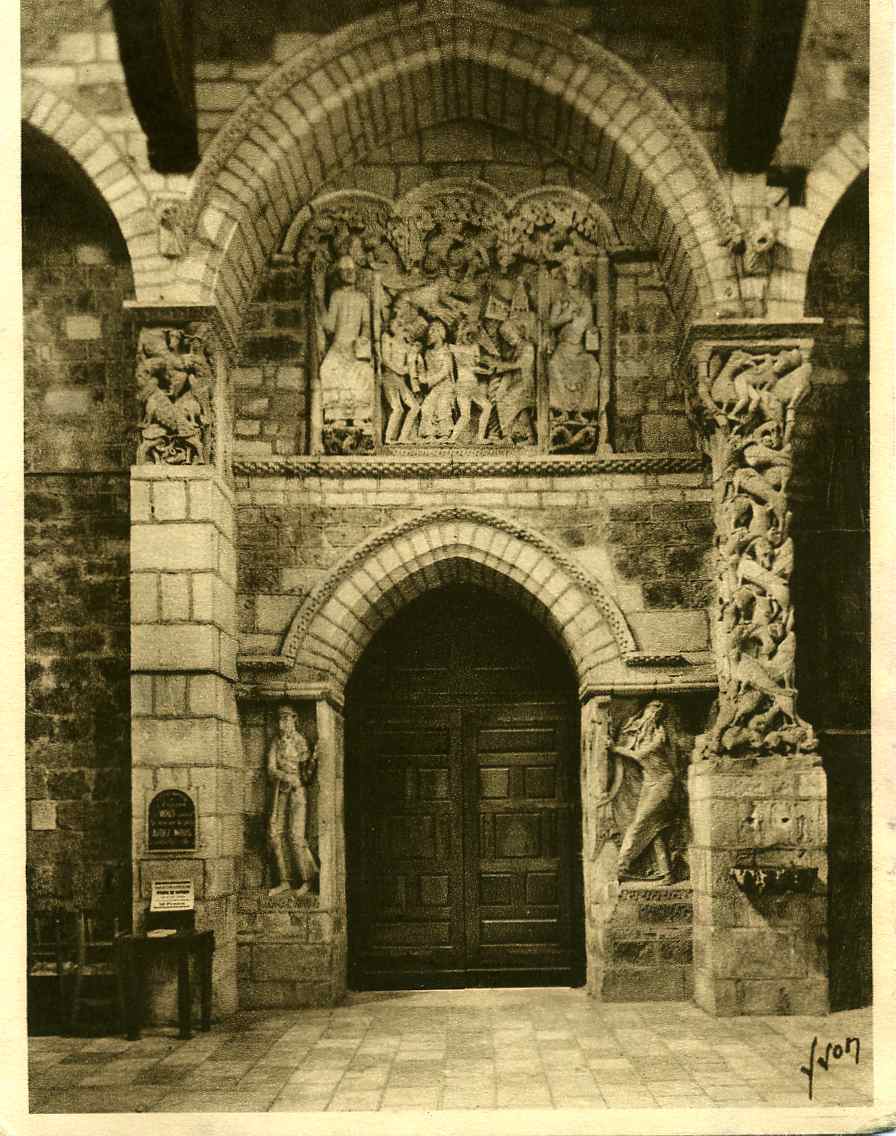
[150,880,195,912]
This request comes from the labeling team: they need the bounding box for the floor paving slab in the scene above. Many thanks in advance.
[25,989,873,1115]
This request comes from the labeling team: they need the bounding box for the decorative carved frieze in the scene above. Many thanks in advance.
[295,184,621,456]
[134,323,215,465]
[687,335,818,758]
[231,453,706,476]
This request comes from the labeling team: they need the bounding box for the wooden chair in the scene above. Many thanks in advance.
[68,908,126,1035]
[27,908,78,1034]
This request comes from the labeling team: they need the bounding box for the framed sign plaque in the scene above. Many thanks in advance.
[147,788,197,852]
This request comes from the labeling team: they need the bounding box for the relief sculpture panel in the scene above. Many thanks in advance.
[135,324,215,465]
[294,182,620,455]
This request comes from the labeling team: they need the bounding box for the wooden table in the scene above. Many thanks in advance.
[117,929,215,1041]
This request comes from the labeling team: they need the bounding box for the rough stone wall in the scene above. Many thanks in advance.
[612,259,692,453]
[23,141,136,471]
[25,0,865,178]
[23,145,134,922]
[795,173,870,1009]
[777,0,870,171]
[25,474,132,913]
[234,474,713,661]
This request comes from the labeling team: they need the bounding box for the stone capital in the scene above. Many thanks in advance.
[125,305,230,472]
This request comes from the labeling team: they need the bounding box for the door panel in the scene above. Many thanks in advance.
[348,709,467,987]
[346,585,583,990]
[464,703,579,984]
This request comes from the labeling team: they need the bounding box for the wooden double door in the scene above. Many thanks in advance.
[346,585,584,990]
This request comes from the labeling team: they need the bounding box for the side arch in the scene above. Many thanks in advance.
[793,121,869,313]
[175,0,739,338]
[22,78,161,296]
[281,506,636,693]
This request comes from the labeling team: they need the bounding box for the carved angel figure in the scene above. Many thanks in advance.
[267,705,319,897]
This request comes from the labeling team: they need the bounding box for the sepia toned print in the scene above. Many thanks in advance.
[20,0,878,1130]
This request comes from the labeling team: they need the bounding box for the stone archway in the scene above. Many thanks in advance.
[281,505,636,697]
[21,78,158,295]
[174,0,740,339]
[237,505,641,1003]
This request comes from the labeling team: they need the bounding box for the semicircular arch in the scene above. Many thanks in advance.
[798,121,869,312]
[177,0,739,338]
[21,79,162,294]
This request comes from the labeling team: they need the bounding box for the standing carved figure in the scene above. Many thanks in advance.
[267,705,319,897]
[380,312,421,443]
[418,319,456,441]
[606,701,678,885]
[318,254,375,427]
[547,251,607,450]
[483,320,537,445]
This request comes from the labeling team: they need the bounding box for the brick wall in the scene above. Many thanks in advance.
[25,474,131,914]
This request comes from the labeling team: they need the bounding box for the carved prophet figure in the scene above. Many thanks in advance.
[267,705,319,896]
[598,700,681,885]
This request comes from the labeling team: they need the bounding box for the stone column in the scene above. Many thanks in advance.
[684,320,828,1015]
[128,306,241,1021]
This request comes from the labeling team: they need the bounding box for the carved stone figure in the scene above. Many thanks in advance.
[481,320,537,446]
[448,321,492,444]
[690,345,818,758]
[135,326,213,465]
[380,311,422,444]
[600,701,682,885]
[418,319,457,441]
[266,705,319,896]
[318,254,375,452]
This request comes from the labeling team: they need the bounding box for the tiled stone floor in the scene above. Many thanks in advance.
[28,989,873,1114]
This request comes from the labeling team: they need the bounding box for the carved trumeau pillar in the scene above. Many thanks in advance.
[682,320,829,1017]
[685,322,822,760]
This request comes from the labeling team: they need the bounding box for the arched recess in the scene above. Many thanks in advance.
[281,506,636,695]
[796,122,869,312]
[22,78,160,296]
[176,0,740,339]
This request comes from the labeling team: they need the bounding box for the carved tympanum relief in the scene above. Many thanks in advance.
[689,346,816,758]
[266,704,319,896]
[295,183,620,455]
[586,699,690,885]
[135,325,214,464]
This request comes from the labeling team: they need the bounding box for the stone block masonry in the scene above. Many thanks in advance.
[25,472,131,914]
[689,754,828,1015]
[130,465,243,1021]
